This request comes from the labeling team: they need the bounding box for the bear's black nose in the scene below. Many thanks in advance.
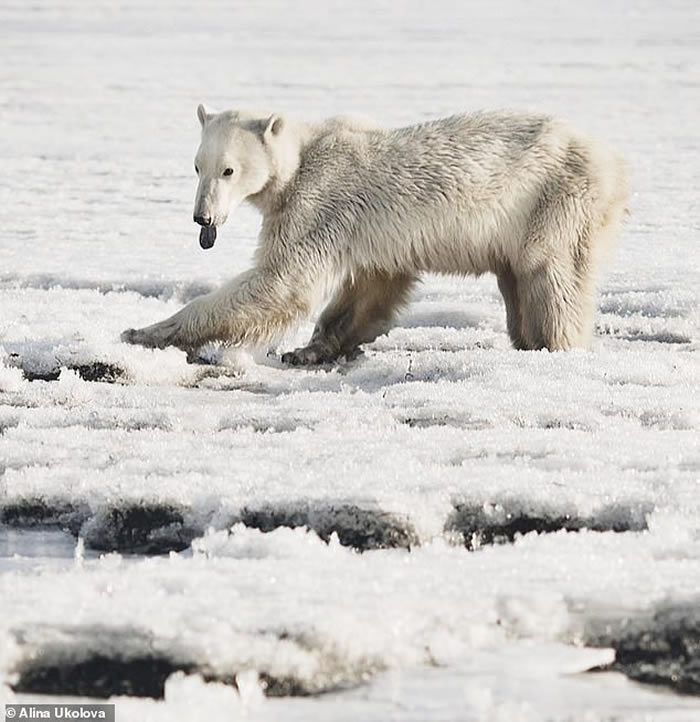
[194,214,212,227]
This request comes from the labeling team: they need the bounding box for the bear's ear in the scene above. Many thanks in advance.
[197,103,213,128]
[263,114,284,142]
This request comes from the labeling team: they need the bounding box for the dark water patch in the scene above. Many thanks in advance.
[15,655,190,699]
[81,504,199,555]
[0,499,197,554]
[616,331,691,345]
[21,361,126,383]
[22,368,61,382]
[237,502,417,551]
[74,362,125,383]
[2,499,416,555]
[398,413,491,430]
[12,626,371,699]
[15,655,358,699]
[596,326,692,345]
[258,674,317,697]
[447,501,650,550]
[587,603,700,696]
[0,498,88,535]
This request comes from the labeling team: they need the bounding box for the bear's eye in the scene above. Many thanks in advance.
[194,164,199,174]
[223,168,234,177]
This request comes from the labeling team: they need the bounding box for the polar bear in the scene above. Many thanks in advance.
[121,105,627,362]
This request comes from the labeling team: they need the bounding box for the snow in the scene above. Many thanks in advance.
[1,0,699,719]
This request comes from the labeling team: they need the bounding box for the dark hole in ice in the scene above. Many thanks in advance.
[587,603,700,696]
[82,504,199,555]
[74,362,125,383]
[22,362,125,384]
[399,414,491,430]
[0,498,88,535]
[597,327,692,345]
[1,500,197,555]
[22,369,61,382]
[446,502,650,550]
[1,498,418,555]
[14,656,193,699]
[238,503,418,551]
[13,627,367,700]
[14,655,356,700]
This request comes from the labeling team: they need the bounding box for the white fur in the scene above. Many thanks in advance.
[122,107,628,359]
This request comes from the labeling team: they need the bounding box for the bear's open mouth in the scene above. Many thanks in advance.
[199,225,217,249]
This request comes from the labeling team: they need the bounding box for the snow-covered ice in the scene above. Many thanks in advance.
[1,0,699,719]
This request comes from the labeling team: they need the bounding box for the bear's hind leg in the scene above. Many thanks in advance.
[517,262,593,350]
[515,168,605,351]
[282,270,417,365]
[515,138,628,351]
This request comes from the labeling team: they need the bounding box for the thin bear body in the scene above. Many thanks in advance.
[122,106,627,360]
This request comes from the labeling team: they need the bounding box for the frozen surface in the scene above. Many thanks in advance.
[1,0,700,720]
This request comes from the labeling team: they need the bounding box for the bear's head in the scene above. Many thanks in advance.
[192,104,294,249]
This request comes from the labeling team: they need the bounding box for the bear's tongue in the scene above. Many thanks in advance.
[199,225,217,250]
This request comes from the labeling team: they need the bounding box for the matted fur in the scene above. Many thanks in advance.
[122,107,627,360]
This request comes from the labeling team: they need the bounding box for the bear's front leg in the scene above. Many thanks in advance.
[121,265,316,354]
[121,295,211,351]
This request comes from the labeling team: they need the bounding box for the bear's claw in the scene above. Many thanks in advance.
[281,343,362,366]
[120,328,141,345]
[120,325,176,349]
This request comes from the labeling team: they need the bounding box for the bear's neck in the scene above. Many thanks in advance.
[249,121,317,218]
